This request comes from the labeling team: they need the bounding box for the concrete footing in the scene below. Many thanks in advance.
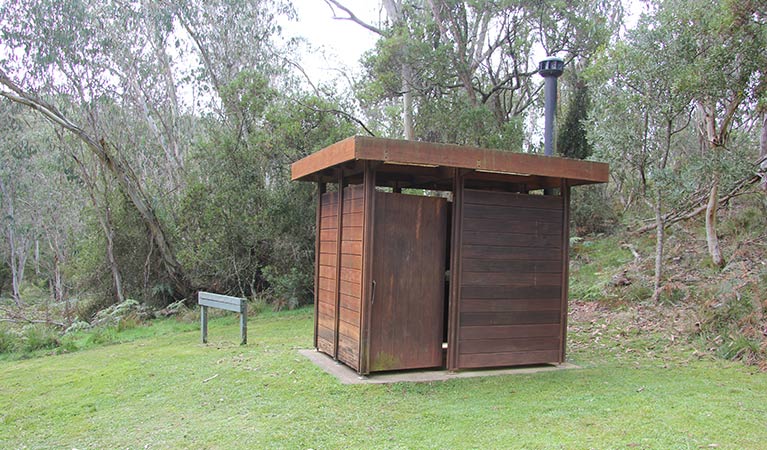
[299,349,579,385]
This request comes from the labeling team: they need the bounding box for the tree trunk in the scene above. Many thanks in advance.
[382,0,414,140]
[760,110,767,192]
[51,253,68,321]
[71,150,126,304]
[651,189,664,302]
[0,177,26,306]
[0,72,192,298]
[104,221,125,304]
[697,101,728,268]
[705,174,725,268]
[402,64,414,140]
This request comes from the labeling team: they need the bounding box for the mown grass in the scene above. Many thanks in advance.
[1,308,766,449]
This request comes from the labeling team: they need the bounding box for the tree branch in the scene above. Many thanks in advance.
[634,172,761,233]
[291,98,376,137]
[323,0,384,35]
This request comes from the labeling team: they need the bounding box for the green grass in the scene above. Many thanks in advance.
[569,234,641,302]
[1,309,766,449]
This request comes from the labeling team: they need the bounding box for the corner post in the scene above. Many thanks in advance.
[240,301,248,345]
[447,169,465,371]
[359,161,377,375]
[559,178,571,363]
[201,305,208,344]
[313,182,326,350]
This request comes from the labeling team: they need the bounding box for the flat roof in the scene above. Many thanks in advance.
[291,136,608,188]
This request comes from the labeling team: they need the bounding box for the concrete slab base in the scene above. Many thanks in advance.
[299,349,579,385]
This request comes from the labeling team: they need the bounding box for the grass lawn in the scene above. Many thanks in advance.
[1,308,766,449]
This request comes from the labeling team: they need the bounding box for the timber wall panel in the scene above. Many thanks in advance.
[456,189,565,368]
[316,191,339,356]
[336,184,364,370]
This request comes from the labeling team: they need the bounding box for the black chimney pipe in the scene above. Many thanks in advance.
[539,56,565,157]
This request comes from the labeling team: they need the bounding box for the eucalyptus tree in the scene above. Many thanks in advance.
[0,0,297,301]
[0,105,36,305]
[26,134,85,317]
[350,0,621,147]
[589,12,693,301]
[694,0,766,266]
[0,0,195,297]
[650,0,767,267]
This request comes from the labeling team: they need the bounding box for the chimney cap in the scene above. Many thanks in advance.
[538,56,565,78]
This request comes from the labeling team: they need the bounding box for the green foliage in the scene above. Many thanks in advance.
[20,324,60,352]
[177,79,356,305]
[570,184,620,235]
[720,201,767,239]
[0,325,18,353]
[262,266,308,311]
[358,0,621,146]
[558,78,593,159]
[695,279,765,362]
[76,295,118,322]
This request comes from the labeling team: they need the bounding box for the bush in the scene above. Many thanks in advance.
[65,320,91,334]
[77,296,117,323]
[86,327,118,346]
[92,299,152,327]
[0,325,18,353]
[21,324,60,352]
[570,184,620,235]
[696,280,765,363]
[263,266,311,311]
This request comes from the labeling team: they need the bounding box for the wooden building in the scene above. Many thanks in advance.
[291,136,608,375]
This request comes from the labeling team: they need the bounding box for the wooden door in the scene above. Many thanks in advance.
[368,192,447,372]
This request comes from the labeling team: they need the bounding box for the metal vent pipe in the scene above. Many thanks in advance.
[538,56,565,157]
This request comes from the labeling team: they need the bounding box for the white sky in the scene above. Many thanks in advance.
[283,1,382,85]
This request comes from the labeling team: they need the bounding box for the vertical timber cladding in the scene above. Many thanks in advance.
[369,192,447,371]
[457,189,565,369]
[316,185,364,369]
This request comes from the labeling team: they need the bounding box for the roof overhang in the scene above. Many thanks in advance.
[291,136,608,190]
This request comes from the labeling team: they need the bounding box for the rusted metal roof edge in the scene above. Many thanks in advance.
[291,135,609,184]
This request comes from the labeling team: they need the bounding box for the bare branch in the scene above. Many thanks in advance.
[323,0,384,35]
[290,97,376,137]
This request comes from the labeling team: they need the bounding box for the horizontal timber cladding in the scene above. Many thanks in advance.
[317,190,338,356]
[337,184,364,370]
[457,189,565,369]
[315,185,364,370]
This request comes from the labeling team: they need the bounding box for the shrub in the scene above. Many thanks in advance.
[64,320,91,335]
[86,327,118,346]
[263,266,311,311]
[570,184,620,235]
[0,325,18,354]
[77,296,117,323]
[21,324,60,352]
[696,280,765,363]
